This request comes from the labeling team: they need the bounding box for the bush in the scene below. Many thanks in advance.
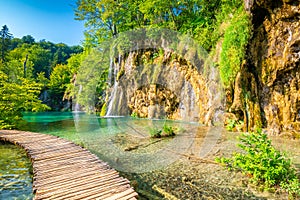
[216,130,300,197]
[149,127,162,138]
[226,119,244,132]
[149,122,176,138]
[130,111,138,118]
[100,103,107,116]
[162,123,175,137]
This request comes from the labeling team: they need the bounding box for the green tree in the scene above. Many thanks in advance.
[76,0,222,49]
[10,37,23,50]
[0,71,49,129]
[0,25,13,62]
[8,43,52,78]
[21,35,35,44]
[63,52,87,101]
[72,49,108,112]
[48,64,72,95]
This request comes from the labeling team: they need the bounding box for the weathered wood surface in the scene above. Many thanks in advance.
[0,130,138,200]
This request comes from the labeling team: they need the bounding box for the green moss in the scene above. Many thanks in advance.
[116,67,125,81]
[100,103,107,116]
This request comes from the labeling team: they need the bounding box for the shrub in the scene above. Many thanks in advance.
[226,119,244,132]
[149,127,162,138]
[162,123,175,137]
[216,130,300,197]
[130,111,138,118]
[149,123,176,138]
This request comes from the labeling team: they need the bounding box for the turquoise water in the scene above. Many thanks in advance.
[0,142,33,200]
[1,112,218,198]
[21,112,208,173]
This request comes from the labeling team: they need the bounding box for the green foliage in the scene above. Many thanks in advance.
[162,123,175,137]
[100,103,107,117]
[72,49,109,112]
[75,0,222,48]
[149,127,162,138]
[226,119,244,132]
[219,6,251,87]
[36,72,49,89]
[0,25,13,62]
[48,64,72,95]
[148,122,176,138]
[0,71,49,129]
[64,52,87,100]
[216,130,300,196]
[130,111,138,118]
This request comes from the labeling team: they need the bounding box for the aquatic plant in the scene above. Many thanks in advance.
[162,123,175,137]
[149,127,162,138]
[130,111,139,118]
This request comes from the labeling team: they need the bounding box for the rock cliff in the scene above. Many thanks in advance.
[105,49,223,124]
[236,0,300,134]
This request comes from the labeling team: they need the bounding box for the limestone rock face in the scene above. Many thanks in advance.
[128,84,180,119]
[106,50,222,124]
[248,0,300,134]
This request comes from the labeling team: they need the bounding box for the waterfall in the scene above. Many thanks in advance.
[106,82,118,116]
[106,54,122,116]
[103,28,224,122]
[108,57,114,86]
[73,84,82,112]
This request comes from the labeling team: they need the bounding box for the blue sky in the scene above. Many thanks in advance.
[0,0,85,46]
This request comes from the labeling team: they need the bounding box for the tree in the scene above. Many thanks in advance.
[75,0,223,50]
[0,71,49,129]
[8,43,52,78]
[0,25,13,62]
[48,64,72,96]
[21,35,35,44]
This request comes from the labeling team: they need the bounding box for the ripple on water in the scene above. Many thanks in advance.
[0,142,33,200]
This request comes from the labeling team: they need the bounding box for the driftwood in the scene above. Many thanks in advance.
[123,138,162,151]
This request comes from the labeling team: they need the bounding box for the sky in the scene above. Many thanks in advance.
[0,0,85,46]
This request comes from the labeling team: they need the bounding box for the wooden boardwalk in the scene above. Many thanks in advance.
[0,130,138,200]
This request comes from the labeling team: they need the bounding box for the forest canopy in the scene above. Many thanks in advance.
[0,0,252,128]
[0,25,83,129]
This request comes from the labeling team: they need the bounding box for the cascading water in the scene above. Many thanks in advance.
[106,82,119,116]
[106,54,122,116]
[73,84,82,112]
[104,28,224,124]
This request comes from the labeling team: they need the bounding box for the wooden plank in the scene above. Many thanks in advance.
[35,170,120,191]
[33,167,110,187]
[36,173,122,197]
[0,130,138,200]
[49,178,131,200]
